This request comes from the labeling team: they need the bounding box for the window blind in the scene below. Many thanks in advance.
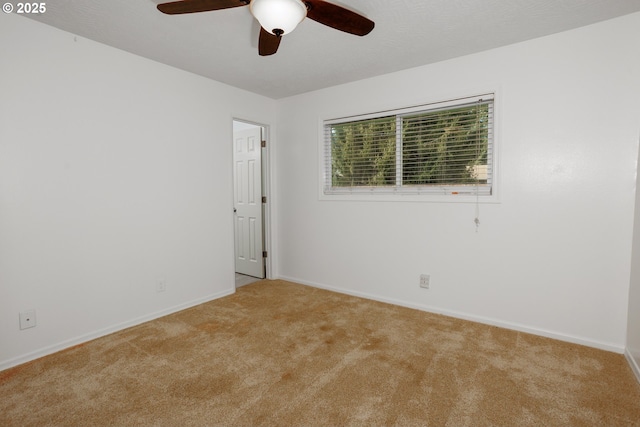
[323,94,494,196]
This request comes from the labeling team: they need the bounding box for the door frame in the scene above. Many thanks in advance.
[232,118,273,280]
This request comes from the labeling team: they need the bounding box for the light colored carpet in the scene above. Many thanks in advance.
[1,279,639,426]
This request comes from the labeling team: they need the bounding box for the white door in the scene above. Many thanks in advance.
[233,126,264,278]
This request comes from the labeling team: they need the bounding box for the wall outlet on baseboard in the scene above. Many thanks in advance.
[19,310,37,330]
[419,274,430,289]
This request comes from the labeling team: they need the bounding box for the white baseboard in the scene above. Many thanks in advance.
[625,348,640,384]
[278,275,625,354]
[0,288,235,372]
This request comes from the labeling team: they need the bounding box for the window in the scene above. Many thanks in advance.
[322,94,495,199]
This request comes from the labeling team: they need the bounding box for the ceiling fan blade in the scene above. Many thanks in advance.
[259,27,281,56]
[157,0,248,15]
[304,0,374,36]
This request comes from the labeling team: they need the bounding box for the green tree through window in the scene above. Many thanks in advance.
[402,104,489,186]
[325,95,493,196]
[330,116,395,187]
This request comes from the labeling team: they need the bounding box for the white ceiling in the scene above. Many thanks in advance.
[24,0,640,99]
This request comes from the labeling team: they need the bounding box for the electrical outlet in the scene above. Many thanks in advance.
[19,310,37,330]
[156,281,167,293]
[419,274,430,289]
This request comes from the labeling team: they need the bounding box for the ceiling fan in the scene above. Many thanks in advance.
[156,0,375,56]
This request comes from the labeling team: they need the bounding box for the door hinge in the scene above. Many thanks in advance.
[263,251,268,258]
[261,140,266,148]
[262,196,267,203]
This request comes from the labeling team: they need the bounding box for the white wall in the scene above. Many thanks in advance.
[0,13,276,369]
[627,135,640,379]
[276,12,640,351]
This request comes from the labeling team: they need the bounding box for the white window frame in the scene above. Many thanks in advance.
[318,93,500,203]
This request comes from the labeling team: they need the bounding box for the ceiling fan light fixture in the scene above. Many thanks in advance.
[250,0,307,36]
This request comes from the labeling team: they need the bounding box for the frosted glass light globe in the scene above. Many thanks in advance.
[250,0,307,36]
